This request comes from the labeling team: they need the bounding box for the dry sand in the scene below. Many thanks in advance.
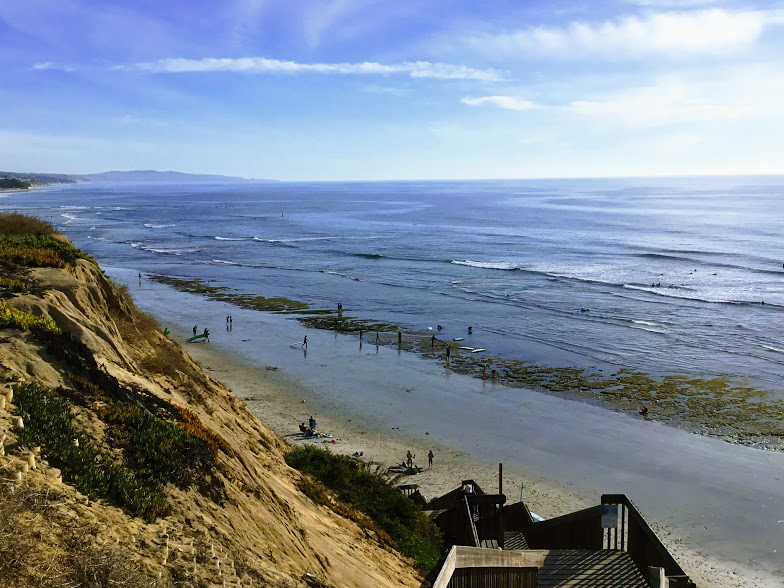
[184,341,783,588]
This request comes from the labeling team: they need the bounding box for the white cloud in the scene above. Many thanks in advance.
[461,95,538,110]
[469,9,772,59]
[32,62,74,72]
[566,74,758,127]
[133,57,505,81]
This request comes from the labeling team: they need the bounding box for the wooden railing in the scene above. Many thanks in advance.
[601,494,695,588]
[428,546,540,588]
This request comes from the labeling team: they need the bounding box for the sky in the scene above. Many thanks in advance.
[2,0,784,180]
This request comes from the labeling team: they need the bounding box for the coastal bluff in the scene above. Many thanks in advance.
[0,222,421,586]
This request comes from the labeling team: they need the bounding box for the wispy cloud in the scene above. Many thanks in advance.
[32,62,74,72]
[461,96,538,110]
[468,9,774,59]
[567,76,755,127]
[131,56,506,81]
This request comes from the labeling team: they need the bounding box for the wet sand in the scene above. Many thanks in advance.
[113,268,784,587]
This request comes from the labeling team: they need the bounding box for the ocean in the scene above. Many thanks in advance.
[6,175,784,390]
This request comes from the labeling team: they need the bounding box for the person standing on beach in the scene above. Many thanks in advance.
[193,325,197,336]
[398,330,402,345]
[428,450,434,468]
[406,450,413,468]
[446,346,451,362]
[303,335,308,349]
[431,334,435,349]
[359,328,363,341]
[376,330,380,343]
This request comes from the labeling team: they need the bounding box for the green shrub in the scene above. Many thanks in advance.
[0,277,29,292]
[98,400,215,490]
[12,383,168,520]
[0,234,97,268]
[0,301,62,335]
[285,445,442,570]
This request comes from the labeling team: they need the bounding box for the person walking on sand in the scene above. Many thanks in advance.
[203,327,210,342]
[428,450,434,468]
[446,346,451,362]
[376,329,380,343]
[193,325,197,336]
[431,334,435,349]
[303,335,308,349]
[398,330,402,345]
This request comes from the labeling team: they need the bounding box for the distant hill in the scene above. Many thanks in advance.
[0,171,78,185]
[80,170,266,183]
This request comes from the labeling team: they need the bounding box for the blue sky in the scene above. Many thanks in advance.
[2,0,784,180]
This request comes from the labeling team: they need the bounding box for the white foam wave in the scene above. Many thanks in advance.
[452,260,520,271]
[630,319,667,333]
[323,270,362,282]
[254,236,334,243]
[623,284,733,304]
[763,345,784,355]
[214,236,247,241]
[212,259,240,265]
[60,213,80,221]
[144,223,175,228]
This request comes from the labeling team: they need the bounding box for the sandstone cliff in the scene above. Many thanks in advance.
[0,235,422,587]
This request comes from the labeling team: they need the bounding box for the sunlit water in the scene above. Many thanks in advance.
[7,176,784,392]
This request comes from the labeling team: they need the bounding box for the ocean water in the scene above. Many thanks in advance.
[6,176,784,390]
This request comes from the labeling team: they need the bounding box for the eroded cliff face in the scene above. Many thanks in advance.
[0,255,421,588]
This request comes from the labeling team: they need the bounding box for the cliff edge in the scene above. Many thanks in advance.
[0,215,421,587]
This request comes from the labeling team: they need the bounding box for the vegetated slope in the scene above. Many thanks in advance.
[0,215,421,588]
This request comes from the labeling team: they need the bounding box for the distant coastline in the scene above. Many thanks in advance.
[0,169,275,186]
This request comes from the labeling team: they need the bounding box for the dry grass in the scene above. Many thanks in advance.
[0,213,54,237]
[0,476,167,587]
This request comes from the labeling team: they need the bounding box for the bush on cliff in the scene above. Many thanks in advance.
[285,445,442,571]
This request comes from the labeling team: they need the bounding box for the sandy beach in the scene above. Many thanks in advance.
[113,269,784,588]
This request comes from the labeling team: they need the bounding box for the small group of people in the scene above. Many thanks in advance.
[405,449,435,468]
[193,325,210,341]
[299,415,318,437]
